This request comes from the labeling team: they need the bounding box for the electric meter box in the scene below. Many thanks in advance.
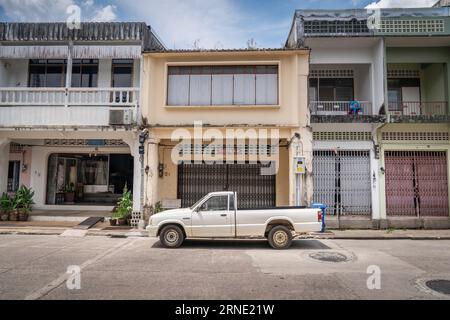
[294,157,306,175]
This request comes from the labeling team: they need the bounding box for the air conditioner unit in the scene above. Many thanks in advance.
[109,110,133,125]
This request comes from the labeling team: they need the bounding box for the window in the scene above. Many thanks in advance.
[309,78,354,102]
[388,78,421,109]
[199,196,229,211]
[29,59,98,88]
[7,161,20,192]
[29,60,66,87]
[167,65,278,106]
[71,60,99,88]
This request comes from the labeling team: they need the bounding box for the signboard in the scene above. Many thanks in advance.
[294,157,306,175]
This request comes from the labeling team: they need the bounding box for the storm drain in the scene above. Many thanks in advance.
[425,280,450,295]
[308,252,350,263]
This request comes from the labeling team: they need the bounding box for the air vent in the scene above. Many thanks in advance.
[382,132,449,142]
[44,139,127,147]
[178,144,278,156]
[109,110,133,125]
[387,69,420,78]
[310,70,354,78]
[379,19,444,34]
[313,132,372,141]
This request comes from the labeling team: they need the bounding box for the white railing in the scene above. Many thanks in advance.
[0,87,139,108]
[310,101,372,115]
[388,101,448,116]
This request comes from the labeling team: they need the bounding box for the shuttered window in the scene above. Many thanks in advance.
[167,65,278,106]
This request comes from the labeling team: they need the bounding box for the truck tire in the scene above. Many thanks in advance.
[159,225,185,248]
[268,225,293,249]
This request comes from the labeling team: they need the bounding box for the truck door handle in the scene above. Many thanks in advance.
[220,214,227,217]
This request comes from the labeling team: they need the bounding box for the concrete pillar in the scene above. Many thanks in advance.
[0,139,10,194]
[123,134,143,214]
[145,137,160,209]
[288,127,313,207]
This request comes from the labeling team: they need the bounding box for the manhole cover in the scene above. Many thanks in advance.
[425,280,450,295]
[309,252,349,263]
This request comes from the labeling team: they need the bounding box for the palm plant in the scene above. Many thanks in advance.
[14,185,35,221]
[0,192,13,221]
[112,185,133,225]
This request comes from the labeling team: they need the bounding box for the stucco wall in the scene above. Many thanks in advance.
[141,51,310,127]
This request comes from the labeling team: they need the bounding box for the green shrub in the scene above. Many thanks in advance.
[113,185,133,220]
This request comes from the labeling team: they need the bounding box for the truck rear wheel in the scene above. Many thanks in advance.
[159,225,185,248]
[268,225,293,249]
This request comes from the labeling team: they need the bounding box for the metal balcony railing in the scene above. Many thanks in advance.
[388,101,448,116]
[310,101,372,115]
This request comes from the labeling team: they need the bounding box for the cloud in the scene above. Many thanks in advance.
[365,0,437,8]
[0,0,117,22]
[110,0,275,49]
[0,0,74,21]
[90,5,117,22]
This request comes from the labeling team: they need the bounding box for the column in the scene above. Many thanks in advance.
[0,139,10,195]
[145,138,160,209]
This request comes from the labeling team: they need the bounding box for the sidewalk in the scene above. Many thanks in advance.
[1,221,450,239]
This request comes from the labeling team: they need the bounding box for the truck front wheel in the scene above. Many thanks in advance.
[268,225,293,249]
[159,225,185,248]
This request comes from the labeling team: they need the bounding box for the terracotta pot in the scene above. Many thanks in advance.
[0,211,9,221]
[9,210,19,221]
[109,219,117,226]
[118,218,127,226]
[64,192,75,203]
[18,210,29,222]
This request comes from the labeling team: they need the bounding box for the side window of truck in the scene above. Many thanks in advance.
[229,194,235,211]
[199,196,228,212]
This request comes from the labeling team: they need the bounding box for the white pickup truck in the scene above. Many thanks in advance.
[147,191,322,249]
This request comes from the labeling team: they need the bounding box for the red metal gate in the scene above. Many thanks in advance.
[385,151,449,217]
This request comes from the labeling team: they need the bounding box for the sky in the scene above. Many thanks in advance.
[0,0,440,49]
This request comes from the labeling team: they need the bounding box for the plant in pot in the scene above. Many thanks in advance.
[14,185,35,222]
[111,185,133,226]
[0,192,13,221]
[64,183,76,204]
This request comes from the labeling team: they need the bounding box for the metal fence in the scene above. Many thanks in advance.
[385,151,449,217]
[313,150,372,216]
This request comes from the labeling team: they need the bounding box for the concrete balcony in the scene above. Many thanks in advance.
[0,87,139,128]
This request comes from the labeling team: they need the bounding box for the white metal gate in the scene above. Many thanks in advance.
[313,150,372,215]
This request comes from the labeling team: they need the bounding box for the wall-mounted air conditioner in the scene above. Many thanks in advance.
[109,110,133,125]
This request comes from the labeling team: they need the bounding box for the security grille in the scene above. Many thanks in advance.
[304,20,370,35]
[177,162,276,209]
[313,150,372,216]
[313,132,372,141]
[385,151,449,217]
[310,69,354,78]
[382,132,449,142]
[387,69,420,78]
[379,19,444,34]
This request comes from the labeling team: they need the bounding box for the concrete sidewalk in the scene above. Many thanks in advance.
[1,222,450,240]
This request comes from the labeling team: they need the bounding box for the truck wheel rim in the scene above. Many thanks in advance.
[273,231,288,246]
[165,230,179,244]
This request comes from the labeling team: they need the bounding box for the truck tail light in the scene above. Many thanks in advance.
[317,210,323,223]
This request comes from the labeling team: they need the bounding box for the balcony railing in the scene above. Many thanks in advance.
[0,87,139,108]
[0,87,140,127]
[388,101,448,116]
[310,101,372,115]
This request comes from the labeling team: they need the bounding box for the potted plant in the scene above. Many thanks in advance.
[14,185,35,222]
[0,192,13,221]
[111,185,133,226]
[64,183,76,204]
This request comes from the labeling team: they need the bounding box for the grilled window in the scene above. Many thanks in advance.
[167,65,279,106]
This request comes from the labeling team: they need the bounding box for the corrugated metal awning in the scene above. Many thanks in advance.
[0,45,141,59]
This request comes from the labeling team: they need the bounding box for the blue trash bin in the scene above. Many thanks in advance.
[312,203,327,233]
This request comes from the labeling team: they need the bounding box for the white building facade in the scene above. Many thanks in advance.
[0,22,164,222]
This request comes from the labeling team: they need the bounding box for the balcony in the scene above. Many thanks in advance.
[310,101,372,115]
[0,87,139,127]
[388,101,448,116]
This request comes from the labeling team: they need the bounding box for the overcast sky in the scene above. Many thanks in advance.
[0,0,439,49]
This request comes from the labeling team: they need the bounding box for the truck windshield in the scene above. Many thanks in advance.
[190,197,205,210]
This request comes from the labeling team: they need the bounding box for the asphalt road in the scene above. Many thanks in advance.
[0,235,449,300]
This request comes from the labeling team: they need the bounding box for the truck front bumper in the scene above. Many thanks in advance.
[146,225,158,237]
